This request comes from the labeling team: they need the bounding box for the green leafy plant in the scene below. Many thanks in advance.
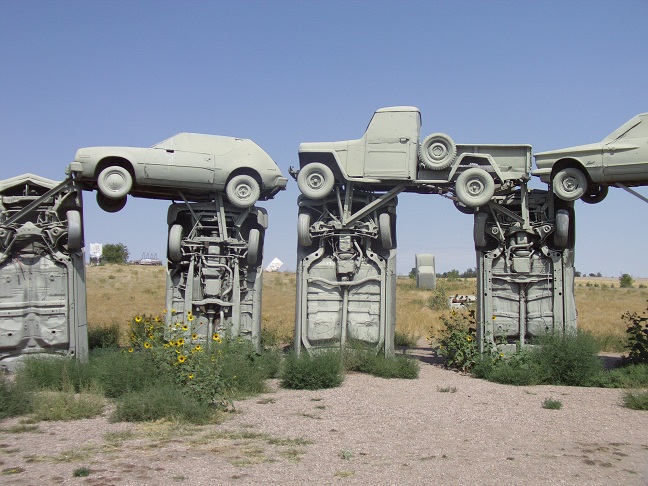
[0,378,32,419]
[343,349,419,379]
[280,350,344,390]
[433,310,477,370]
[428,283,449,310]
[101,243,129,264]
[87,323,121,349]
[542,397,563,410]
[72,467,91,477]
[394,330,419,349]
[619,273,634,288]
[622,303,648,365]
[623,390,648,410]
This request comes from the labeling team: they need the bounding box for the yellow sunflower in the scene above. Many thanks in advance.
[178,355,187,363]
[134,315,142,323]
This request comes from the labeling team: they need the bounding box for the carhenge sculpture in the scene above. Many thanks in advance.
[70,133,287,351]
[292,106,577,355]
[0,173,87,372]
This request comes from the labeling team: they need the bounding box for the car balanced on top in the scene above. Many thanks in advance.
[295,106,532,209]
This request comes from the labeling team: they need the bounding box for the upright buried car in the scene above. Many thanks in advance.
[69,133,287,212]
[533,113,648,203]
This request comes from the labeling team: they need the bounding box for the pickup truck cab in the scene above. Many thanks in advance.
[297,106,531,208]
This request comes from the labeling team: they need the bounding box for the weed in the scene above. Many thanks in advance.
[339,450,353,460]
[394,331,419,348]
[436,386,457,393]
[428,283,449,310]
[620,274,635,288]
[280,350,344,390]
[622,302,648,364]
[334,470,356,478]
[433,310,477,371]
[72,467,91,477]
[343,348,419,379]
[542,398,563,410]
[623,390,648,410]
[32,389,105,421]
[0,378,32,419]
[596,364,648,388]
[87,323,121,349]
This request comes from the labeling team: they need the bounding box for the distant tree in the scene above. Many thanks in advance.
[461,268,477,278]
[619,273,635,288]
[102,243,129,264]
[596,272,602,277]
[409,268,416,280]
[575,270,582,277]
[588,273,597,277]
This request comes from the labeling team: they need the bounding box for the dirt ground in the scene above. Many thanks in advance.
[1,344,647,485]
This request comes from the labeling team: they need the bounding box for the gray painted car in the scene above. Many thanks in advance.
[68,133,287,212]
[533,113,648,203]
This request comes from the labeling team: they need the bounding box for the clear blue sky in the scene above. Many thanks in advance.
[1,0,647,276]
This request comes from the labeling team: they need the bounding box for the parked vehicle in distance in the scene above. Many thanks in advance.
[532,113,648,203]
[67,133,287,212]
[296,106,531,208]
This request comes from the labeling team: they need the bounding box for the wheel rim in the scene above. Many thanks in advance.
[467,178,485,197]
[104,170,128,192]
[307,171,325,190]
[235,183,252,199]
[429,142,448,160]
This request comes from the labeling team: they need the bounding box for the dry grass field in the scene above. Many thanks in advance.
[86,265,648,351]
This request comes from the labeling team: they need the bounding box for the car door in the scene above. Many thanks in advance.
[144,134,216,188]
[603,116,648,183]
[363,110,419,180]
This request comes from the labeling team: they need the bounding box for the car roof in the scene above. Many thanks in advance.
[603,113,648,143]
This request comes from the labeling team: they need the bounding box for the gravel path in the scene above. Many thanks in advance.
[1,344,647,485]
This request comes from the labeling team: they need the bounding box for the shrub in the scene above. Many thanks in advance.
[531,331,603,386]
[280,350,344,390]
[622,303,648,364]
[112,381,215,424]
[89,349,155,398]
[0,378,32,419]
[32,389,105,421]
[542,397,563,410]
[433,310,477,371]
[88,323,121,349]
[15,356,94,393]
[343,349,419,379]
[619,273,635,288]
[394,331,419,349]
[475,331,603,387]
[623,390,648,410]
[596,364,648,388]
[428,284,449,310]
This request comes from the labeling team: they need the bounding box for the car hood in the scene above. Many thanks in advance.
[534,142,604,159]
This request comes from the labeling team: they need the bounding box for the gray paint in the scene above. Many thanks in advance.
[0,173,87,372]
[165,197,266,351]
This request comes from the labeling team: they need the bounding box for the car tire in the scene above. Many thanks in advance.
[297,212,313,247]
[168,224,184,262]
[226,174,260,208]
[66,210,82,250]
[552,167,587,201]
[97,166,133,199]
[553,209,569,249]
[96,192,127,213]
[580,184,608,204]
[473,212,490,249]
[455,167,495,207]
[247,228,261,266]
[297,163,335,199]
[419,133,456,170]
[379,212,394,250]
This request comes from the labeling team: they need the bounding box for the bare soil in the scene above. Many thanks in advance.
[1,344,647,485]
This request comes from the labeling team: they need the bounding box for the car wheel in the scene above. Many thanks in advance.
[226,174,260,208]
[297,163,335,199]
[168,224,184,262]
[97,166,133,199]
[419,133,456,170]
[580,184,608,204]
[473,212,490,249]
[552,167,587,201]
[247,228,261,266]
[455,167,495,207]
[379,212,394,250]
[297,212,312,247]
[553,209,569,249]
[96,192,127,212]
[66,210,82,250]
